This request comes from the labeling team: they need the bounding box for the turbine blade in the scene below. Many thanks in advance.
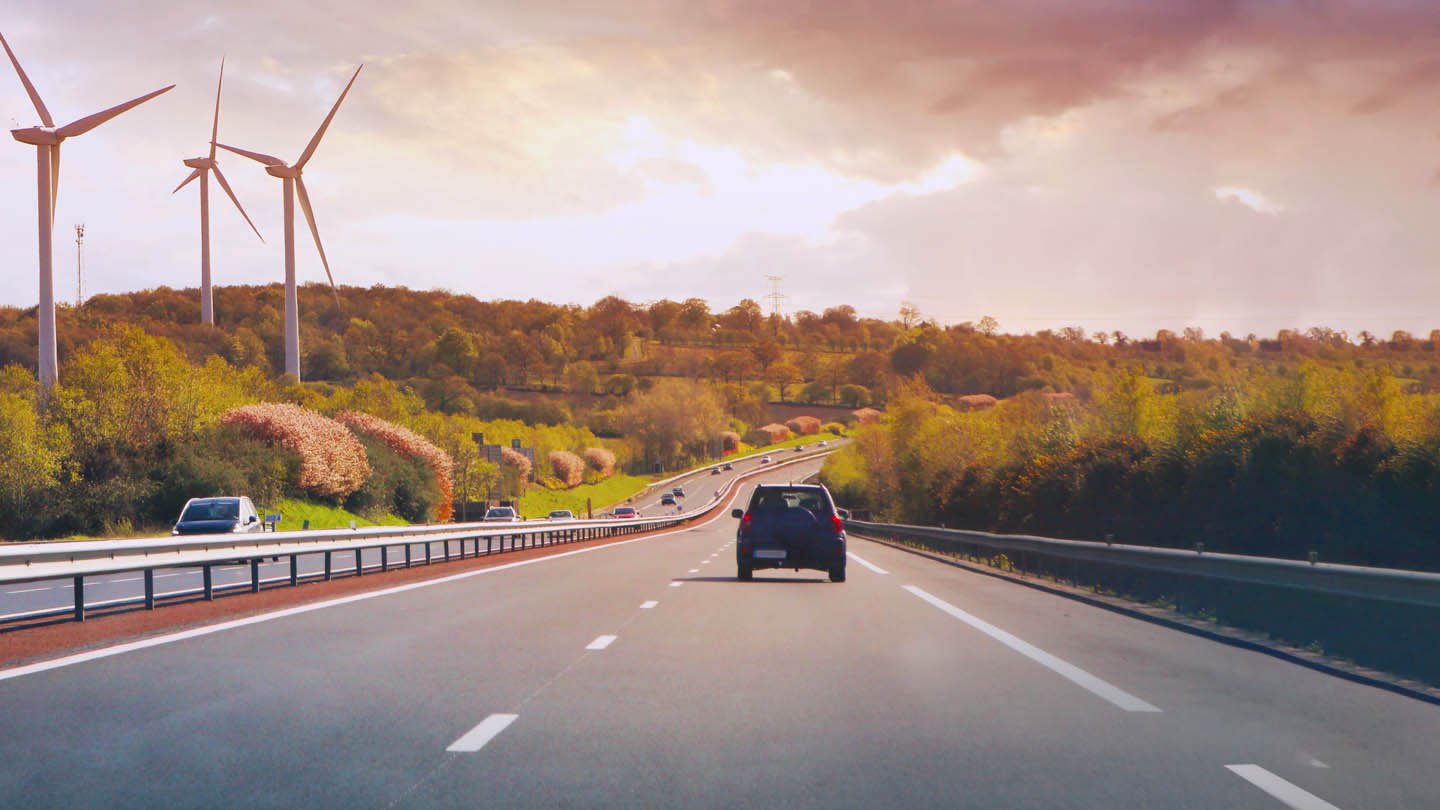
[295,64,362,169]
[0,31,54,127]
[210,57,224,159]
[173,167,202,194]
[216,142,286,167]
[212,163,263,242]
[49,142,59,225]
[57,84,174,138]
[294,177,340,304]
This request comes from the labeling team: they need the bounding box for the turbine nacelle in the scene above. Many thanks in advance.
[10,126,59,146]
[265,164,302,179]
[182,156,214,169]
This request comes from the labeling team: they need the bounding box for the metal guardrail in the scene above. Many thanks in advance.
[847,521,1440,609]
[0,451,832,627]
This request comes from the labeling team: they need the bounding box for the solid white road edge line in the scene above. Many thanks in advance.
[447,713,519,753]
[1225,765,1343,810]
[903,585,1162,713]
[640,601,658,609]
[0,492,757,683]
[846,552,888,574]
[586,635,617,650]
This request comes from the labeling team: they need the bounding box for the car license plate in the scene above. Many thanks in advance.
[754,549,786,560]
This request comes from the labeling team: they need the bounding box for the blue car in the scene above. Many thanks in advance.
[732,484,846,582]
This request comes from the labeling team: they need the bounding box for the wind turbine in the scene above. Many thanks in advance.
[174,58,263,325]
[219,64,361,381]
[1,31,173,398]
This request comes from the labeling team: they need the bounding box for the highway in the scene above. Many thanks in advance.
[0,445,825,622]
[2,458,1438,808]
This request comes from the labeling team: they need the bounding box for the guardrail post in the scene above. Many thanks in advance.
[486,537,493,555]
[324,551,332,581]
[425,542,432,565]
[290,554,299,586]
[444,539,451,561]
[405,543,412,568]
[203,564,214,600]
[73,575,84,622]
[251,558,261,593]
[355,548,364,577]
[144,569,155,610]
[381,546,389,572]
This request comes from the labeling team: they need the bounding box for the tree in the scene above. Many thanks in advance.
[978,316,999,336]
[767,361,803,402]
[899,301,921,329]
[751,340,783,372]
[616,379,727,469]
[564,361,600,394]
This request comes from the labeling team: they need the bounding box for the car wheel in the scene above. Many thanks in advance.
[737,564,753,582]
[829,566,846,583]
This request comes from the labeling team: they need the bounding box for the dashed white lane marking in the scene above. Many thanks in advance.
[447,713,518,753]
[640,601,658,609]
[669,581,684,588]
[586,635,617,650]
[6,587,50,594]
[1308,759,1329,769]
[688,568,700,573]
[904,585,1162,713]
[846,552,888,574]
[1225,765,1343,810]
[701,560,710,565]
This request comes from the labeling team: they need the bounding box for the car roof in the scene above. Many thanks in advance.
[189,497,241,504]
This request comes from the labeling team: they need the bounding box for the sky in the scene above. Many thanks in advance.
[3,0,1440,337]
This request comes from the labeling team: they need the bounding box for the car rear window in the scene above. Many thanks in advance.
[748,487,831,514]
[181,500,239,521]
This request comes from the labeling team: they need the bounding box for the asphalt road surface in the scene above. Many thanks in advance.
[2,458,1437,808]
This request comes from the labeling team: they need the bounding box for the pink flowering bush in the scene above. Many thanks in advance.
[501,446,532,484]
[786,416,822,436]
[337,411,455,522]
[222,404,370,501]
[549,450,585,488]
[583,447,617,477]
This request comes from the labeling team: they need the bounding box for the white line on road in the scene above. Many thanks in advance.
[586,635,617,650]
[846,552,888,574]
[447,713,518,753]
[6,587,50,594]
[640,601,658,609]
[1226,765,1342,810]
[669,581,684,588]
[904,585,1162,713]
[701,560,710,564]
[688,568,699,573]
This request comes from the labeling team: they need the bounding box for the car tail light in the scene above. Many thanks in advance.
[831,514,845,534]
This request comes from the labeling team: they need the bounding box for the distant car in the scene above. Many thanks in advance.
[660,493,677,506]
[722,462,734,471]
[793,445,804,452]
[732,484,845,582]
[613,506,639,519]
[547,510,575,521]
[711,467,722,475]
[817,440,828,447]
[482,506,519,522]
[172,496,262,536]
[672,486,685,497]
[760,455,772,464]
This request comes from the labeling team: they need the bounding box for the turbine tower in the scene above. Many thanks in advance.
[1,32,173,398]
[174,58,263,325]
[219,64,361,381]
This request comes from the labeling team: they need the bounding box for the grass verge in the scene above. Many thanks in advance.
[260,498,407,531]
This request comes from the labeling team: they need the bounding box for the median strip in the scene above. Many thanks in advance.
[904,585,1162,713]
